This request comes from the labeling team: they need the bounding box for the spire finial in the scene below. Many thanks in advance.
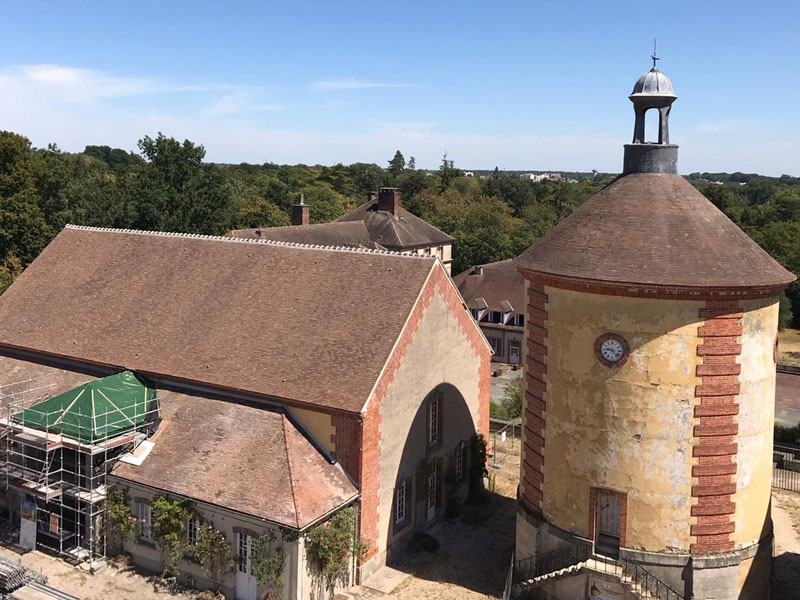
[651,37,660,69]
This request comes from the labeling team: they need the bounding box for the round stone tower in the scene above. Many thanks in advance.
[513,64,795,600]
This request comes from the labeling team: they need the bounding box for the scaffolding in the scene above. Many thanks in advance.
[0,372,162,562]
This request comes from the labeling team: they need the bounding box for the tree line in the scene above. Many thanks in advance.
[1,130,798,327]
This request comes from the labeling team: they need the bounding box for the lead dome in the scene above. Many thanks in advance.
[630,67,676,98]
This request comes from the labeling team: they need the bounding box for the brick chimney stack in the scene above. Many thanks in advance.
[378,187,400,218]
[291,194,309,226]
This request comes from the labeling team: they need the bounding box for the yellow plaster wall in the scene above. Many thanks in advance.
[542,286,703,552]
[733,297,779,547]
[289,407,334,453]
[373,286,483,561]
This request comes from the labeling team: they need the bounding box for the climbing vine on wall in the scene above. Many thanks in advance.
[305,506,366,595]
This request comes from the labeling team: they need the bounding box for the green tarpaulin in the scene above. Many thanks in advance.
[11,371,155,443]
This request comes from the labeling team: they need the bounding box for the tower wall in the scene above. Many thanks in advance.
[532,286,702,551]
[516,282,779,598]
[734,297,778,549]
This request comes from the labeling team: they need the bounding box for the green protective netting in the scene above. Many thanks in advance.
[10,371,156,443]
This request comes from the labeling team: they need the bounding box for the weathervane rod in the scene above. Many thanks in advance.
[651,37,659,69]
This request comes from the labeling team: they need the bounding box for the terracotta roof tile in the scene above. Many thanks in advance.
[112,394,358,528]
[0,226,436,413]
[453,260,525,314]
[229,221,382,249]
[514,174,796,289]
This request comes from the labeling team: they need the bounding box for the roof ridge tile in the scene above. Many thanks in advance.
[64,224,436,261]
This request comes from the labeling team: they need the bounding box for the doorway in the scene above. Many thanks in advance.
[595,489,621,558]
[509,342,521,365]
[236,532,258,600]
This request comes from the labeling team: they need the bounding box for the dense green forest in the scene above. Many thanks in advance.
[1,130,798,327]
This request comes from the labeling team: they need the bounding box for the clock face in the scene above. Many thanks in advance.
[595,333,629,367]
[600,339,625,363]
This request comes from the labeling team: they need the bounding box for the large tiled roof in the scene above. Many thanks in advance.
[113,395,358,529]
[229,221,382,249]
[336,201,453,249]
[0,226,437,414]
[514,174,796,290]
[453,260,525,314]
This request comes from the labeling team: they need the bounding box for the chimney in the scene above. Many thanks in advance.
[378,187,400,218]
[291,194,309,226]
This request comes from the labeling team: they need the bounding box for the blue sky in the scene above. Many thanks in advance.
[1,1,799,174]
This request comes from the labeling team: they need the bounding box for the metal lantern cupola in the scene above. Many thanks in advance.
[623,52,679,175]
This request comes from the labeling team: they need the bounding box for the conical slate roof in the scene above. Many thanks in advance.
[11,371,155,443]
[514,174,795,291]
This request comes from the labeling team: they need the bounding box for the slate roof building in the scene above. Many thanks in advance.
[453,260,526,364]
[336,188,454,273]
[230,188,455,273]
[512,64,795,600]
[0,225,489,599]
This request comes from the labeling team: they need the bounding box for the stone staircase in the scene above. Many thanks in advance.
[512,550,686,600]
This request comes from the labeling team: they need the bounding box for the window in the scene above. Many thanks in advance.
[511,314,525,327]
[470,309,480,320]
[455,443,465,481]
[428,395,440,445]
[186,517,200,547]
[396,481,407,523]
[488,311,503,324]
[435,246,442,258]
[424,247,431,256]
[427,462,437,509]
[237,532,253,574]
[138,502,152,542]
[488,337,501,355]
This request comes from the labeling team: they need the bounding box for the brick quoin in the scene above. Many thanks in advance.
[521,277,547,516]
[691,299,742,554]
[330,413,362,483]
[358,266,491,563]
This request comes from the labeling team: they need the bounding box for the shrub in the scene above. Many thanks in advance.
[151,496,194,579]
[103,486,137,556]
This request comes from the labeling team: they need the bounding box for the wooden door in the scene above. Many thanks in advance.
[597,490,620,540]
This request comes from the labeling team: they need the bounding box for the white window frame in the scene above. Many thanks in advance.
[138,502,152,542]
[396,481,407,523]
[237,532,253,574]
[186,516,200,546]
[455,443,464,481]
[428,395,440,445]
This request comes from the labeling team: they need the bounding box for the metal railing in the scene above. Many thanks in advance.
[774,442,800,492]
[512,542,591,584]
[590,554,686,600]
[620,557,685,600]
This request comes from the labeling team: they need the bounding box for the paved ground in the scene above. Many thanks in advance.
[776,372,800,428]
[489,367,522,406]
[772,489,800,599]
[0,548,194,600]
[351,438,520,600]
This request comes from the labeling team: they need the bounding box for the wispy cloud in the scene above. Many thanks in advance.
[202,90,285,117]
[0,64,282,118]
[310,77,420,91]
